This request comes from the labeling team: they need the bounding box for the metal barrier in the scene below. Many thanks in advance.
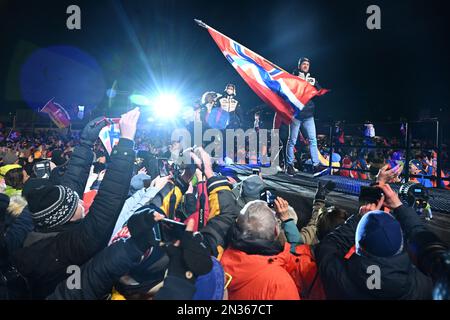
[325,119,449,188]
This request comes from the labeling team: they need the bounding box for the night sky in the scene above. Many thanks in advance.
[0,0,449,123]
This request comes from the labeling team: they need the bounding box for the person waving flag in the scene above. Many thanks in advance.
[195,19,328,124]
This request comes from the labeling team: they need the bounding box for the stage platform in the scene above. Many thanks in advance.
[218,164,450,245]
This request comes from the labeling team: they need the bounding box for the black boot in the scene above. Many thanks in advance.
[286,164,296,176]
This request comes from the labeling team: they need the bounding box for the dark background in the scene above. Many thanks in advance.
[0,0,449,123]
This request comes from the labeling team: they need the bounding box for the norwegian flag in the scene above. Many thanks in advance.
[196,20,329,124]
[99,118,121,155]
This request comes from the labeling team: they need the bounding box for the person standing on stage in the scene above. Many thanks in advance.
[286,57,323,175]
[199,91,220,130]
[217,84,241,129]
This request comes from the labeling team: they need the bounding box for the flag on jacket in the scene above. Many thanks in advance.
[196,20,328,124]
[40,99,71,128]
[99,118,121,154]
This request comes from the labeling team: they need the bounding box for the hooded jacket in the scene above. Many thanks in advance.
[220,242,300,300]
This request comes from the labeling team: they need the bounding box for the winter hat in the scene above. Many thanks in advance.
[343,157,353,166]
[27,185,79,230]
[51,149,66,166]
[355,210,404,258]
[331,153,341,163]
[240,175,265,202]
[193,257,225,300]
[22,178,54,202]
[0,164,22,177]
[298,57,311,67]
[409,159,422,169]
[129,173,152,195]
[2,152,19,165]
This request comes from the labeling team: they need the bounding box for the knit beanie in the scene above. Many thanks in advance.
[27,185,79,230]
[355,210,404,258]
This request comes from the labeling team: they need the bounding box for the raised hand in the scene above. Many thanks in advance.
[274,197,290,222]
[377,165,402,184]
[127,207,164,252]
[80,117,110,147]
[119,107,141,141]
[359,195,384,216]
[378,183,403,210]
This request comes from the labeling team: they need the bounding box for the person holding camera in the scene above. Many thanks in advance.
[316,182,434,299]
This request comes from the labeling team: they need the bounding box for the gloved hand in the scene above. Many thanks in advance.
[164,220,213,283]
[315,180,336,201]
[80,117,110,147]
[127,207,161,253]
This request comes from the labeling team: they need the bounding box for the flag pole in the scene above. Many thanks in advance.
[194,19,289,73]
[194,19,207,28]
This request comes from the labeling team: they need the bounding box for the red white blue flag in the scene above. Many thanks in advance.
[40,98,71,129]
[99,118,121,154]
[197,20,328,124]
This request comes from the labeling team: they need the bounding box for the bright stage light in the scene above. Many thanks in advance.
[129,94,151,106]
[152,94,181,119]
[181,107,194,120]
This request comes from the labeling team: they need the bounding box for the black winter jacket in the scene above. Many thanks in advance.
[48,238,197,300]
[315,206,433,300]
[292,70,322,120]
[12,139,135,299]
[48,239,143,300]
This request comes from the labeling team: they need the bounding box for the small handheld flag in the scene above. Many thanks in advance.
[99,118,121,155]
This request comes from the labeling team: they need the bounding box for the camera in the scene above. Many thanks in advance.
[399,182,432,220]
[359,186,384,206]
[156,157,196,194]
[33,160,52,179]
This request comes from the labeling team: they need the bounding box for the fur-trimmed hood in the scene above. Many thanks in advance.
[7,194,28,217]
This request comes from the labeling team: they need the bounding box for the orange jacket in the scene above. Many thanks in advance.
[220,243,326,300]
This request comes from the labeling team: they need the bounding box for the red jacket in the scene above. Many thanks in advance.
[220,243,326,300]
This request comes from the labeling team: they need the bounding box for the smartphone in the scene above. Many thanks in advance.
[260,189,276,208]
[157,158,170,177]
[153,218,186,243]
